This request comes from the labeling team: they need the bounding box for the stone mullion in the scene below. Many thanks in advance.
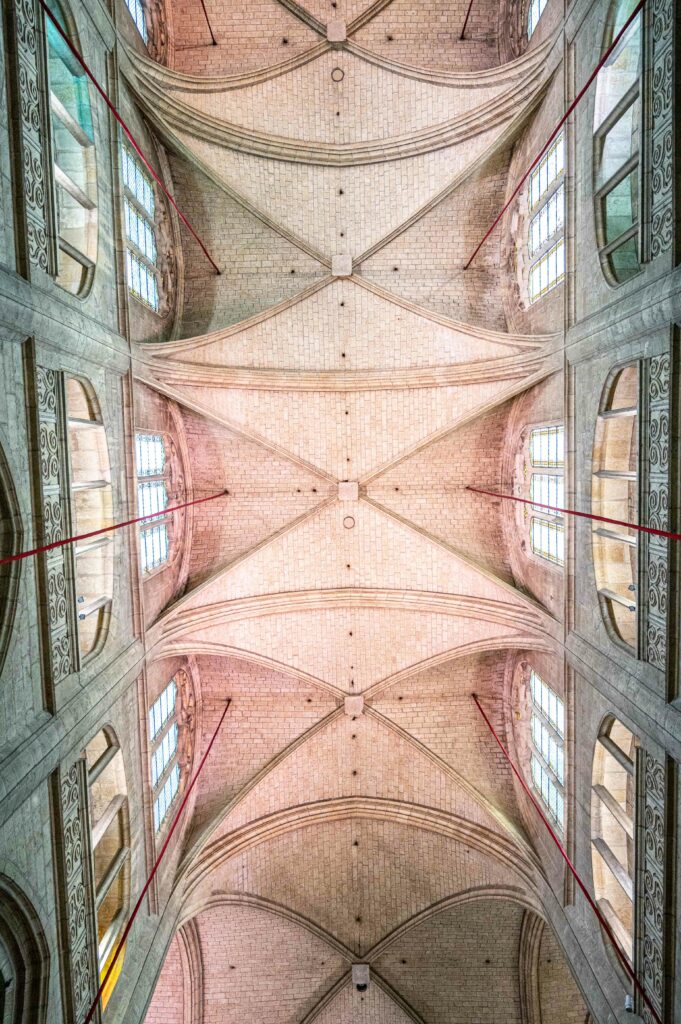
[5,0,53,277]
[52,759,102,1024]
[640,353,670,672]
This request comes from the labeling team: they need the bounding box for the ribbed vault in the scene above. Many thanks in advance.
[138,0,586,1020]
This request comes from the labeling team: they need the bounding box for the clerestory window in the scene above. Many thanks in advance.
[122,145,160,312]
[135,433,170,575]
[527,0,549,37]
[148,678,181,832]
[529,669,565,829]
[124,0,148,42]
[528,425,565,566]
[528,134,565,303]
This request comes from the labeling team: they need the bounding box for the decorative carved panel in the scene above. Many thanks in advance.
[635,752,669,1024]
[641,354,669,670]
[178,668,197,774]
[52,760,101,1024]
[7,0,51,275]
[648,0,674,258]
[27,357,77,698]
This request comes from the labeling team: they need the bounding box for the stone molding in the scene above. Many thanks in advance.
[26,356,77,699]
[127,30,553,92]
[7,0,51,276]
[517,910,543,1024]
[51,759,100,1024]
[180,892,355,959]
[127,68,551,165]
[364,888,543,960]
[641,353,669,670]
[139,275,549,359]
[156,588,551,646]
[183,796,539,899]
[140,351,548,392]
[648,0,674,258]
[274,0,326,36]
[635,751,670,1024]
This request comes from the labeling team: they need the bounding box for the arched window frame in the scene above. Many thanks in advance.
[0,877,50,1024]
[84,728,131,1009]
[43,0,98,296]
[527,0,549,37]
[591,716,638,962]
[121,144,161,313]
[527,133,566,304]
[65,376,114,663]
[0,442,22,681]
[593,0,643,284]
[592,363,639,650]
[526,423,565,567]
[135,432,172,575]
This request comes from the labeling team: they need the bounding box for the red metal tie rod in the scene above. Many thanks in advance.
[466,485,680,543]
[460,0,475,40]
[0,490,229,565]
[84,699,232,1023]
[463,0,646,269]
[472,694,662,1024]
[198,0,218,45]
[38,0,221,275]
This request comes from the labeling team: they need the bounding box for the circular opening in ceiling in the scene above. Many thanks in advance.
[331,68,345,82]
[343,516,355,529]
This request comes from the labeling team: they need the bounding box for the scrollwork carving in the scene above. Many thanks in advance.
[636,753,666,1020]
[647,558,667,614]
[11,0,50,273]
[649,0,673,257]
[643,355,669,667]
[47,562,67,628]
[56,760,98,1021]
[649,355,670,400]
[39,421,60,486]
[31,364,76,685]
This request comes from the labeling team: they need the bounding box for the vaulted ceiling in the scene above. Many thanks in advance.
[138,2,581,1020]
